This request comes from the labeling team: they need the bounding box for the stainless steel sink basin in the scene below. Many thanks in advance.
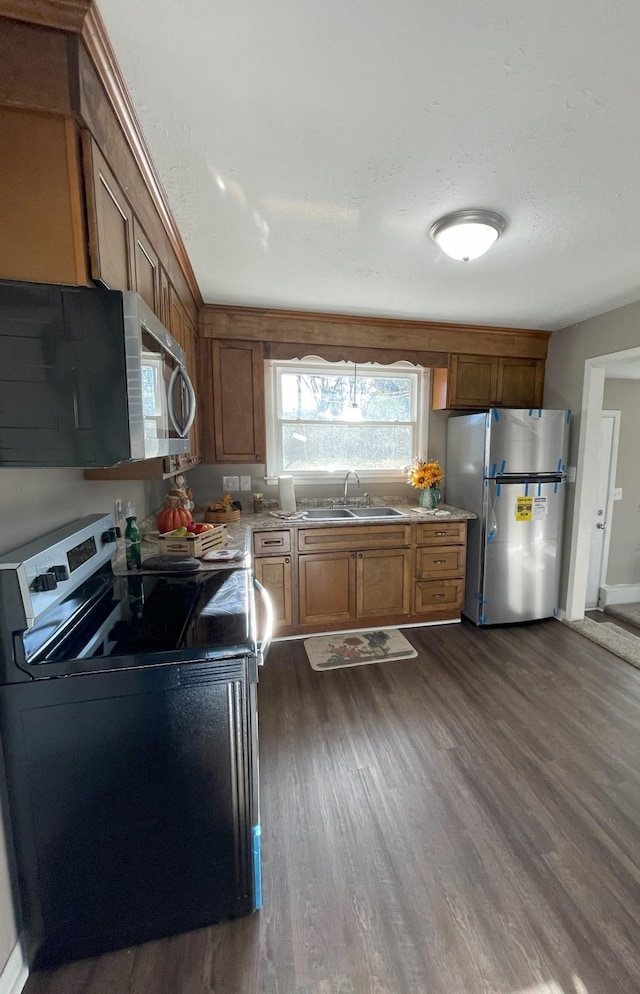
[302,508,354,519]
[301,506,406,520]
[348,507,406,518]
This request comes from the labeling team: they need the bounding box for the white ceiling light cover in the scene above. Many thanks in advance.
[430,210,506,262]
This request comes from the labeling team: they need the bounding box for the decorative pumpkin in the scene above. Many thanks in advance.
[157,504,193,534]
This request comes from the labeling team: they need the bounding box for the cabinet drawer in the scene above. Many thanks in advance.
[253,530,291,555]
[416,522,466,546]
[416,545,466,579]
[414,579,465,615]
[298,524,411,553]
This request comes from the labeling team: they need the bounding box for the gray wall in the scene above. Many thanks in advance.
[602,379,640,586]
[545,298,640,609]
[0,468,167,973]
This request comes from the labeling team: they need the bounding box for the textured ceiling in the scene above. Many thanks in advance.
[98,0,640,330]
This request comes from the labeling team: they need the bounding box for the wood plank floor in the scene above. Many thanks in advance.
[25,619,640,994]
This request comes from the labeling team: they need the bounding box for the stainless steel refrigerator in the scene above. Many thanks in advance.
[446,409,570,625]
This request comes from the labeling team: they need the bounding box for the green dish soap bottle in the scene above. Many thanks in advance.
[124,502,142,571]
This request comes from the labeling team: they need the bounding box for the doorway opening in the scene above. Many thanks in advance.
[585,410,620,609]
[566,346,640,620]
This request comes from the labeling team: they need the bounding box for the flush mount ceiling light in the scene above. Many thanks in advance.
[430,209,506,262]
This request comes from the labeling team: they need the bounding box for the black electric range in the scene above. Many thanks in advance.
[0,514,272,966]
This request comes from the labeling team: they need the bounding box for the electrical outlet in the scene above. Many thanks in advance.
[613,487,623,501]
[114,498,123,522]
[240,475,252,491]
[222,475,239,491]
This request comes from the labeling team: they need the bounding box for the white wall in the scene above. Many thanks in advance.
[545,298,640,609]
[0,468,168,972]
[602,379,640,586]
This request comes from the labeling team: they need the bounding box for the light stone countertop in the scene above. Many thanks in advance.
[113,500,475,574]
[242,502,475,532]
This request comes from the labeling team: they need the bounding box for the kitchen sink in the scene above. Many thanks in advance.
[301,506,406,520]
[348,507,406,518]
[302,508,355,519]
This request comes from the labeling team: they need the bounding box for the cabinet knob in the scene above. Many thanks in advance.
[285,557,289,564]
[358,553,362,559]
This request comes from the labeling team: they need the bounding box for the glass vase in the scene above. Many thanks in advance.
[418,487,441,509]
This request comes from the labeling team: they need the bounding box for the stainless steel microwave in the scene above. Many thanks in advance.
[0,280,196,467]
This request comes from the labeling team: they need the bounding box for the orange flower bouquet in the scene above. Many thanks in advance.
[407,458,444,508]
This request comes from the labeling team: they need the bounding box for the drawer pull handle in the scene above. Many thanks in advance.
[433,593,445,599]
[433,559,446,564]
[264,539,282,546]
[435,531,447,536]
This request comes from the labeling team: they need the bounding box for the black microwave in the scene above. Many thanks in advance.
[0,280,196,467]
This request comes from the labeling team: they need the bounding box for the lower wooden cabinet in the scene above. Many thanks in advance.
[253,520,468,636]
[413,522,467,621]
[298,542,412,631]
[254,555,293,631]
[298,551,356,628]
[356,548,412,618]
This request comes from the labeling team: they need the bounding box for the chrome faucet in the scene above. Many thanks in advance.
[343,469,360,503]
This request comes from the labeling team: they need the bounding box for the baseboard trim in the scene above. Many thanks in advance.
[0,938,28,994]
[599,584,640,608]
[274,619,461,643]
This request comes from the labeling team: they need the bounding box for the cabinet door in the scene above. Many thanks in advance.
[211,341,266,463]
[0,108,87,285]
[496,358,545,408]
[83,133,135,291]
[133,217,160,315]
[255,556,293,631]
[356,548,411,618]
[159,267,171,329]
[447,355,497,407]
[298,552,356,627]
[168,284,184,347]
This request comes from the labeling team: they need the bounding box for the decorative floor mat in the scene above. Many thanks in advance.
[304,629,417,671]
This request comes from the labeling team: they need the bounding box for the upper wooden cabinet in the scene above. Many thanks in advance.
[0,107,88,286]
[432,355,545,410]
[133,217,160,314]
[83,133,135,291]
[206,340,266,463]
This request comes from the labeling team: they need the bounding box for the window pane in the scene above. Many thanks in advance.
[280,372,411,422]
[282,423,412,471]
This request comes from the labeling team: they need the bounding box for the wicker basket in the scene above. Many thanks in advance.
[204,508,241,524]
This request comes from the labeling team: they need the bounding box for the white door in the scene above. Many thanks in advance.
[585,412,619,608]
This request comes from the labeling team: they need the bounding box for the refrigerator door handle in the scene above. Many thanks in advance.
[494,473,564,484]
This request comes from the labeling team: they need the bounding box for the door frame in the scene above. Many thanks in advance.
[585,410,620,609]
[565,347,640,620]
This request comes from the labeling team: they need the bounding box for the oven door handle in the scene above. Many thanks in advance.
[167,365,196,439]
[253,578,273,666]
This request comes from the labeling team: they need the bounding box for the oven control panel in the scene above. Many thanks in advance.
[0,514,117,628]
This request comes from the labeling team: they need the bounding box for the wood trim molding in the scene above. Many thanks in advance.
[0,0,90,32]
[200,304,551,360]
[266,341,449,367]
[80,4,202,308]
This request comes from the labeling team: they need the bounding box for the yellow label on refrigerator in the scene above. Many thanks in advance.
[515,496,533,521]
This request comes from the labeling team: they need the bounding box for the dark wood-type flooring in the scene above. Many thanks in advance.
[25,620,640,994]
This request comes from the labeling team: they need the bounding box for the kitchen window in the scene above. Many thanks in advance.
[265,358,428,484]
